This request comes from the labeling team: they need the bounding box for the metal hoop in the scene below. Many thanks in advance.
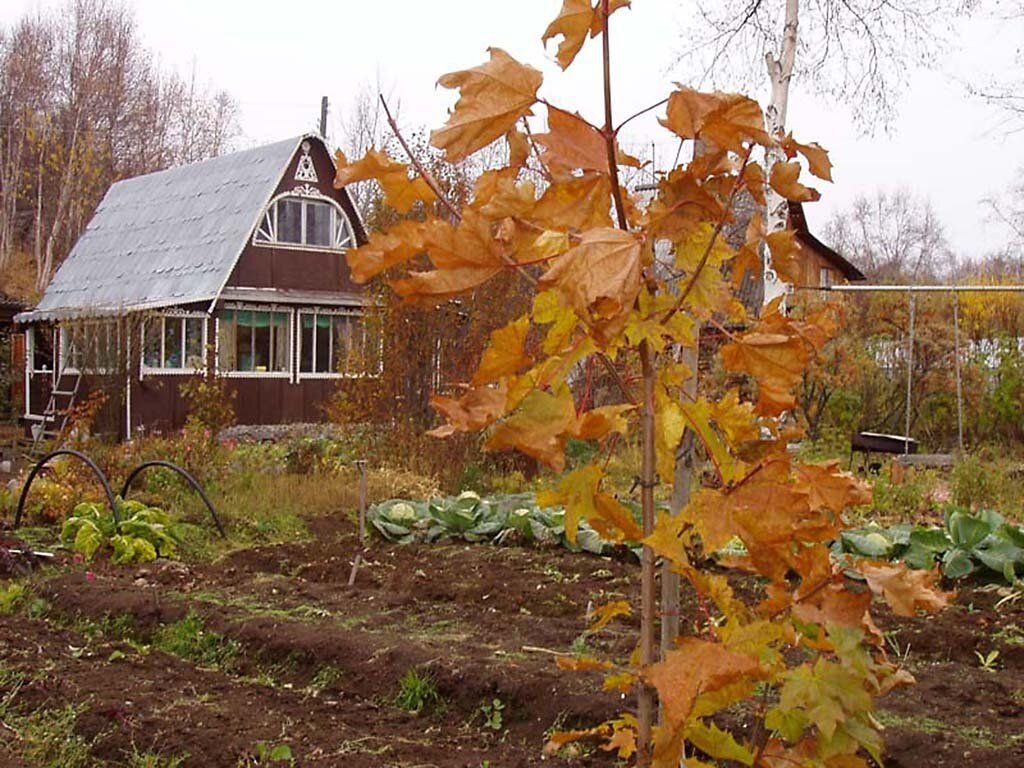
[120,461,226,538]
[14,449,118,528]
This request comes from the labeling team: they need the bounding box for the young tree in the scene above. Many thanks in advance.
[335,3,949,765]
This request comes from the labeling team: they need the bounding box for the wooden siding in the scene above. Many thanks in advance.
[226,139,361,293]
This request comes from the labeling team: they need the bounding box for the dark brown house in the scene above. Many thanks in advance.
[16,134,374,439]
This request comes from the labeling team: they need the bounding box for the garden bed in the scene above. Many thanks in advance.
[1,509,1022,766]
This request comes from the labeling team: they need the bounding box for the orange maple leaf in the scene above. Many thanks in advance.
[333,149,435,213]
[431,48,543,162]
[539,227,642,325]
[858,561,952,617]
[472,315,533,385]
[769,160,821,203]
[428,382,508,437]
[541,0,631,70]
[780,134,833,181]
[344,219,425,283]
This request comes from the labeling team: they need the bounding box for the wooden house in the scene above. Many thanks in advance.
[16,134,374,439]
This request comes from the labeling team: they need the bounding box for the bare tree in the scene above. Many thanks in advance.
[675,0,976,129]
[0,0,239,295]
[824,188,953,281]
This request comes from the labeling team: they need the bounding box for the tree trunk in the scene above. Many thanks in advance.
[762,0,800,307]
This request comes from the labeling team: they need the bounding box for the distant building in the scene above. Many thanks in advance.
[16,134,375,439]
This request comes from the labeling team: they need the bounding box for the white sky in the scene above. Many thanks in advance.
[3,0,1022,261]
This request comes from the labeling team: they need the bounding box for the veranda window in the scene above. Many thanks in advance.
[142,316,206,372]
[217,309,291,375]
[61,321,120,373]
[298,309,380,377]
[29,326,55,373]
[253,194,355,250]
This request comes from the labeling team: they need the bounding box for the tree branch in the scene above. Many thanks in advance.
[378,94,462,222]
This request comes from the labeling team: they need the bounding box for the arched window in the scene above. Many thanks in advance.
[254,193,355,250]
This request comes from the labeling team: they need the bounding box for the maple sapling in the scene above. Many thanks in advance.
[333,1,951,765]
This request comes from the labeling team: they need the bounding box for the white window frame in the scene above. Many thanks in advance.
[140,313,208,377]
[59,321,120,375]
[27,325,55,375]
[819,267,833,288]
[297,307,382,380]
[252,192,355,252]
[215,304,293,379]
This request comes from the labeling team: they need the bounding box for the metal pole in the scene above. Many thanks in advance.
[953,292,964,453]
[355,459,367,545]
[805,284,1024,293]
[904,292,915,455]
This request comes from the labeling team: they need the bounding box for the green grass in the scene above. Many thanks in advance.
[151,610,241,669]
[394,668,442,714]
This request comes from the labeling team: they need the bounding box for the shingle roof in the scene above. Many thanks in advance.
[17,135,310,322]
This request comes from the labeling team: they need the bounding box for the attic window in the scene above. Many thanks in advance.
[254,194,354,250]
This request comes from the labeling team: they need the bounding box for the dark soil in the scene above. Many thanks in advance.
[1,509,1022,767]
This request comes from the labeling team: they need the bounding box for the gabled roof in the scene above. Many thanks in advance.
[789,202,866,282]
[17,134,362,323]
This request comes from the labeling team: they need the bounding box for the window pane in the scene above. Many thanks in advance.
[185,318,205,368]
[305,201,332,246]
[252,312,270,371]
[315,315,331,373]
[271,312,289,372]
[144,321,162,368]
[237,322,254,371]
[218,312,237,370]
[277,200,303,243]
[164,319,183,368]
[333,315,355,373]
[300,314,314,372]
[33,327,54,371]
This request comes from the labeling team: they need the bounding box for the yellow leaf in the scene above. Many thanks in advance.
[646,639,763,733]
[721,330,810,417]
[556,655,614,671]
[485,386,576,471]
[709,389,760,447]
[472,315,532,385]
[539,227,642,324]
[537,463,601,542]
[431,48,543,162]
[588,599,631,631]
[679,397,745,484]
[534,172,614,230]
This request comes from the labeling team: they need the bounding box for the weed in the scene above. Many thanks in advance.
[238,742,294,766]
[126,747,189,768]
[309,664,343,694]
[17,704,94,768]
[975,648,1000,672]
[394,668,442,714]
[0,580,26,614]
[479,697,506,731]
[151,610,240,669]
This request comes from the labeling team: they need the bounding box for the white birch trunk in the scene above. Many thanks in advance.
[762,0,800,307]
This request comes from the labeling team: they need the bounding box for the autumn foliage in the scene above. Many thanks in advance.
[333,2,950,765]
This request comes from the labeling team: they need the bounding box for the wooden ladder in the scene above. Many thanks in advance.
[31,367,82,453]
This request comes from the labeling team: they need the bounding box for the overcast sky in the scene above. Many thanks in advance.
[4,0,1022,263]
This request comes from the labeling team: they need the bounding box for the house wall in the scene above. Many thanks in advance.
[226,139,362,293]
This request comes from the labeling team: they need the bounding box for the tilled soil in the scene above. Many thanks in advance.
[1,513,1022,767]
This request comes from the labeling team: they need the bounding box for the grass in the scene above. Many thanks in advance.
[394,668,443,714]
[151,610,241,669]
[126,747,189,768]
[0,670,94,768]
